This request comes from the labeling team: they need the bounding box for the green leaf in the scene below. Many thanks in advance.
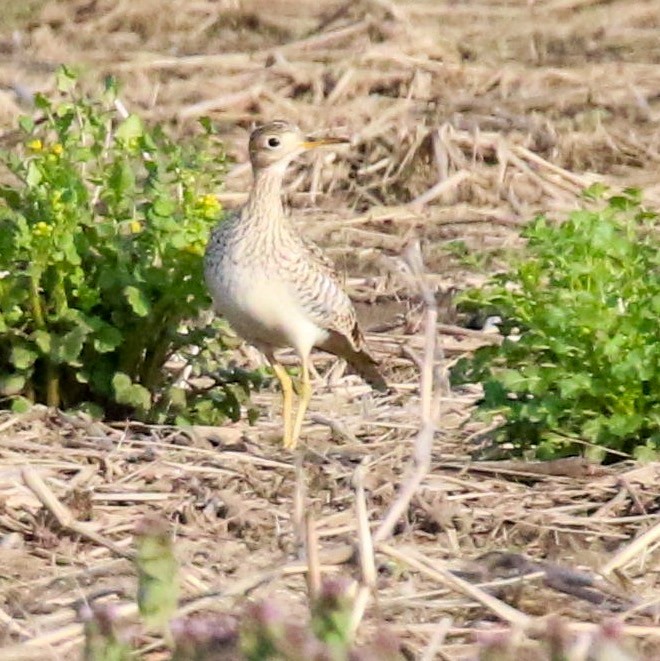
[124,286,151,317]
[112,372,151,410]
[58,233,82,266]
[18,116,34,133]
[103,74,118,97]
[634,444,659,462]
[115,114,144,143]
[33,92,50,110]
[198,116,216,134]
[482,379,508,408]
[0,374,26,396]
[152,196,176,217]
[169,232,187,249]
[167,386,187,410]
[108,160,135,198]
[57,325,88,365]
[11,396,32,413]
[26,161,42,187]
[581,182,608,200]
[606,413,642,438]
[0,184,21,208]
[55,65,77,92]
[498,368,529,393]
[33,330,51,353]
[558,373,592,398]
[93,325,123,353]
[10,344,38,370]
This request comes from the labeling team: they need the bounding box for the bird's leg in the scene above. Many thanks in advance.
[290,355,312,450]
[270,361,295,450]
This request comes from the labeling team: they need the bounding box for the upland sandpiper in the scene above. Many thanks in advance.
[204,120,386,450]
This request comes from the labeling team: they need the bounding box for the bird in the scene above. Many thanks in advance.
[204,120,386,450]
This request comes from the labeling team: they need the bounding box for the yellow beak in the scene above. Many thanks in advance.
[301,136,349,149]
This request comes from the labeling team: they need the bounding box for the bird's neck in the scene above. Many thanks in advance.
[243,164,287,228]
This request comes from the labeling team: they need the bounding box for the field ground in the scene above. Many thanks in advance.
[0,0,659,658]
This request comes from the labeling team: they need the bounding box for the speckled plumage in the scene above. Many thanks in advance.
[204,121,385,448]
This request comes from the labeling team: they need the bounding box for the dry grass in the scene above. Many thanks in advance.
[0,0,659,658]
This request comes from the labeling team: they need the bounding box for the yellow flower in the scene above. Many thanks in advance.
[199,194,220,211]
[27,139,43,152]
[195,193,221,219]
[129,220,142,234]
[49,190,65,215]
[183,242,204,255]
[33,221,52,237]
[50,143,63,156]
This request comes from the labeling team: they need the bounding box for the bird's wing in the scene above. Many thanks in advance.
[301,234,340,277]
[296,237,361,342]
[292,238,387,391]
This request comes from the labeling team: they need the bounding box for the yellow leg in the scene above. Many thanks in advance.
[270,361,294,450]
[290,356,312,450]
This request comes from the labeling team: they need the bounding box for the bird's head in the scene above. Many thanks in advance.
[248,120,348,172]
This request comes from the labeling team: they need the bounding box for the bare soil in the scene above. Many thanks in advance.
[0,1,659,659]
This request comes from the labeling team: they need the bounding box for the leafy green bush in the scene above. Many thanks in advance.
[0,67,260,423]
[452,187,660,460]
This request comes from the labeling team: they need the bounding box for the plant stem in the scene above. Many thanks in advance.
[29,273,45,328]
[142,319,177,392]
[118,328,145,380]
[30,272,61,407]
[46,365,60,408]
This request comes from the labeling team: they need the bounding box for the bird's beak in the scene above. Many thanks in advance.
[301,136,350,150]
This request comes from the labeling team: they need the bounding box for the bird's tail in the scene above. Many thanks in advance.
[346,348,388,392]
[321,331,388,392]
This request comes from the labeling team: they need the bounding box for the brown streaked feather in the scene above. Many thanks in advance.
[293,239,358,331]
[296,236,386,389]
[320,327,388,392]
[302,235,337,275]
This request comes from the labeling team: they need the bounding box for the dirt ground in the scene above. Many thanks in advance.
[0,0,659,659]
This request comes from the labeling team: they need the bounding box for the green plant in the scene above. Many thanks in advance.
[443,239,498,270]
[82,604,132,661]
[82,516,404,660]
[82,517,640,660]
[135,516,179,632]
[0,67,261,423]
[452,187,660,459]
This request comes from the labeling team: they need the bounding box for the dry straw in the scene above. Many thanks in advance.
[1,0,659,657]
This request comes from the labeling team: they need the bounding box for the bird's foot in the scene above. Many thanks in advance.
[282,431,298,451]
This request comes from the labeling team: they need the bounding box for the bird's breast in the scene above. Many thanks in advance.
[204,253,328,354]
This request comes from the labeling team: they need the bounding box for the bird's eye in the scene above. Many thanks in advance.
[267,136,281,148]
